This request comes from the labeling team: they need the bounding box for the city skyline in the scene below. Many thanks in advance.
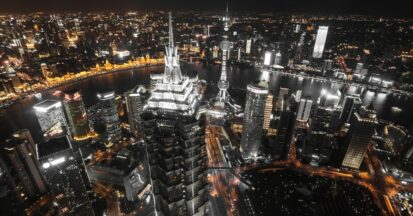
[0,4,413,216]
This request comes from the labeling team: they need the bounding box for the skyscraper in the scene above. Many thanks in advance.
[97,90,121,143]
[2,130,46,198]
[297,97,313,122]
[276,87,289,111]
[142,13,208,215]
[63,90,91,140]
[312,26,329,58]
[125,86,146,136]
[263,51,273,66]
[340,94,362,123]
[37,136,94,215]
[241,81,269,159]
[263,93,273,130]
[275,95,296,159]
[33,99,67,134]
[342,104,378,170]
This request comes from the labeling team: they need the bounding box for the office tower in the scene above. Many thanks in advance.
[37,136,94,215]
[212,45,219,59]
[275,95,296,159]
[294,24,301,33]
[240,81,269,159]
[340,95,362,123]
[342,104,378,170]
[294,32,306,63]
[63,90,91,140]
[318,89,340,108]
[97,90,121,143]
[263,93,274,130]
[276,87,289,111]
[294,90,302,103]
[312,26,329,58]
[322,59,333,72]
[3,130,47,198]
[237,47,242,61]
[263,51,273,66]
[354,63,363,74]
[297,97,313,122]
[87,145,149,202]
[274,51,282,66]
[246,38,252,54]
[125,86,145,136]
[143,13,208,215]
[33,99,67,134]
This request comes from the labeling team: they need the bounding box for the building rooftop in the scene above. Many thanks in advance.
[33,99,62,113]
[37,136,71,159]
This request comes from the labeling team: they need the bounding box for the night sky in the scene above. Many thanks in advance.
[0,0,411,17]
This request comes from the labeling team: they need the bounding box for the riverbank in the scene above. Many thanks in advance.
[0,62,164,109]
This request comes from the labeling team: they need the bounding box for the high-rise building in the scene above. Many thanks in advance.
[274,51,282,66]
[342,104,378,170]
[97,90,121,143]
[125,86,146,136]
[240,81,269,159]
[312,26,329,58]
[63,90,91,140]
[276,87,289,111]
[37,136,94,215]
[142,13,208,215]
[246,38,252,54]
[263,51,273,66]
[2,130,47,199]
[275,95,296,159]
[294,32,306,63]
[263,93,274,130]
[33,99,67,134]
[340,94,362,123]
[318,89,340,109]
[297,97,313,122]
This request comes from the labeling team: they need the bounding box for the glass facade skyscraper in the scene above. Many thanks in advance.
[97,90,121,143]
[240,81,269,159]
[63,90,91,140]
[312,26,329,58]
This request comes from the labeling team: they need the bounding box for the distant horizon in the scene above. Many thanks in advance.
[1,0,412,18]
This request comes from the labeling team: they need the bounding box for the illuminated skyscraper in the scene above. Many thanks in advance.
[37,136,94,215]
[340,94,362,123]
[263,93,273,130]
[142,13,208,215]
[97,90,121,143]
[63,90,91,140]
[342,104,378,170]
[125,86,146,136]
[33,99,67,134]
[241,81,269,159]
[246,38,252,54]
[263,51,273,66]
[2,130,46,199]
[312,26,329,58]
[297,97,313,122]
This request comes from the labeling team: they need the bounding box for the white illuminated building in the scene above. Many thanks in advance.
[146,13,201,116]
[33,99,67,133]
[263,51,273,66]
[312,26,329,58]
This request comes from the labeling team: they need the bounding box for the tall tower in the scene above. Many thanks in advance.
[297,97,313,122]
[37,136,94,215]
[125,86,145,136]
[143,12,208,215]
[312,26,329,58]
[3,130,47,199]
[97,90,121,143]
[342,104,378,170]
[207,3,234,126]
[63,90,91,140]
[33,99,67,134]
[240,81,269,159]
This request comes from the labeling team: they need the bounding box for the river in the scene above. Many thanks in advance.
[1,63,412,142]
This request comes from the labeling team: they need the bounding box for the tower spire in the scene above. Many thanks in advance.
[168,12,174,48]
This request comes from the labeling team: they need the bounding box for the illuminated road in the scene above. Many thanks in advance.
[206,125,240,216]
